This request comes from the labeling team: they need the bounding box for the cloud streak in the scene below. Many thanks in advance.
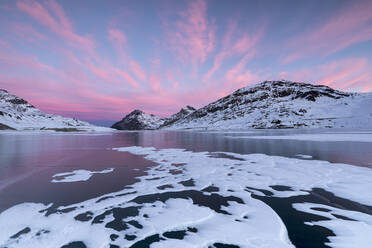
[279,58,372,92]
[0,0,370,121]
[165,0,216,66]
[283,0,372,63]
[16,0,94,52]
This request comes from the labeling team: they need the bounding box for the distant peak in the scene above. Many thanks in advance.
[185,105,196,110]
[129,109,144,115]
[259,80,308,86]
[237,80,341,93]
[177,106,196,115]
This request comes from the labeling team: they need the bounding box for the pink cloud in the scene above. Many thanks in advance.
[0,71,136,120]
[278,58,372,92]
[16,0,94,52]
[151,58,161,67]
[225,51,257,83]
[165,0,216,65]
[317,58,371,91]
[11,23,47,43]
[63,46,140,89]
[149,73,162,92]
[0,49,53,71]
[4,0,370,122]
[203,51,228,81]
[108,28,127,48]
[172,81,179,89]
[283,1,372,63]
[45,0,72,31]
[232,34,259,54]
[87,64,112,81]
[129,61,146,81]
[115,69,140,88]
[203,22,265,81]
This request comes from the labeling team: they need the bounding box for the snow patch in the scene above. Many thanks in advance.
[0,90,112,131]
[293,203,372,248]
[1,146,372,247]
[295,154,313,159]
[51,168,114,183]
[163,81,372,130]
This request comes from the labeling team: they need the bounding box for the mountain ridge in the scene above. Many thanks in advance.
[0,89,110,131]
[111,80,372,130]
[164,80,371,129]
[111,109,167,130]
[2,80,371,131]
[111,106,196,130]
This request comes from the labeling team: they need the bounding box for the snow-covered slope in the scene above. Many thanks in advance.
[111,110,167,130]
[161,105,196,127]
[0,89,110,131]
[163,80,372,130]
[112,106,196,130]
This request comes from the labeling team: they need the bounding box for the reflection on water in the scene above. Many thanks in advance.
[0,129,372,248]
[0,129,371,212]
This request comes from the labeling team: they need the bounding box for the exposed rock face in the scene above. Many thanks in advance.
[0,123,15,130]
[161,106,196,127]
[112,106,196,130]
[163,80,372,130]
[112,80,372,130]
[0,89,107,131]
[111,110,167,130]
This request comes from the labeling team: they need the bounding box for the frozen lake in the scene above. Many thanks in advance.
[0,129,372,248]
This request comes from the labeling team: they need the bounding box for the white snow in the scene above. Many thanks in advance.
[1,146,372,247]
[114,147,372,206]
[134,112,166,129]
[51,168,114,183]
[293,203,372,248]
[295,154,313,159]
[163,81,372,130]
[0,90,112,131]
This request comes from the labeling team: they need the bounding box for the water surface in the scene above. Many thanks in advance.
[0,129,371,248]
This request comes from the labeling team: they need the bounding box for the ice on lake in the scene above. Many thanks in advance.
[51,168,114,183]
[0,130,372,248]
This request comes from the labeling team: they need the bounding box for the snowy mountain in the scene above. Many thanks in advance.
[163,80,372,130]
[111,110,167,130]
[161,105,196,127]
[112,106,196,130]
[0,89,110,131]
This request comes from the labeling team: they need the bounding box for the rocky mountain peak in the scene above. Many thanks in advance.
[112,105,196,130]
[185,105,196,110]
[111,110,166,130]
[0,89,102,131]
[233,80,351,102]
[162,80,370,129]
[126,109,145,117]
[111,80,371,130]
[160,105,196,127]
[177,106,196,115]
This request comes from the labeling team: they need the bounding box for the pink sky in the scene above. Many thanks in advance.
[0,0,372,121]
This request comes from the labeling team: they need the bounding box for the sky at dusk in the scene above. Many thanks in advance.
[0,0,372,122]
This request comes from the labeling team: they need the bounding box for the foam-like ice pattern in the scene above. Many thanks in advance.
[0,146,371,248]
[51,168,114,183]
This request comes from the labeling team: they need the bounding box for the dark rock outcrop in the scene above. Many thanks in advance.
[112,106,196,130]
[162,80,363,129]
[111,110,166,130]
[0,123,15,130]
[161,106,196,127]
